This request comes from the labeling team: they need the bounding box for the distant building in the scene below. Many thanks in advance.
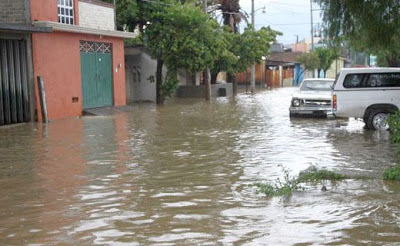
[293,37,325,53]
[124,46,232,101]
[266,52,304,87]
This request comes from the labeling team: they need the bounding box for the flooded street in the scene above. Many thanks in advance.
[1,87,400,245]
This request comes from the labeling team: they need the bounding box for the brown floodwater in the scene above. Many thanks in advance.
[1,87,400,245]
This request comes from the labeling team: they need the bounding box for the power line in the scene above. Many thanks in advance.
[267,2,310,7]
[264,12,312,15]
[255,22,322,26]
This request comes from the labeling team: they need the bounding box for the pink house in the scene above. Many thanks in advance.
[0,0,136,125]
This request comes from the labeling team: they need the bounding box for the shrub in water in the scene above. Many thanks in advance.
[254,165,303,197]
[298,165,346,182]
[254,165,347,197]
[383,166,400,180]
[388,110,400,145]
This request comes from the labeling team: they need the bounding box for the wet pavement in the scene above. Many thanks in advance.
[1,87,400,245]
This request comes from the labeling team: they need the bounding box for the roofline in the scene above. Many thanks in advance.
[79,0,115,9]
[0,23,52,33]
[32,21,138,39]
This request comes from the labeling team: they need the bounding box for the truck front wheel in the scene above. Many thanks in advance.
[366,110,389,130]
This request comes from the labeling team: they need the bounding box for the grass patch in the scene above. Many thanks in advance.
[254,165,347,197]
[253,181,302,197]
[383,165,400,180]
[253,165,303,197]
[298,166,347,182]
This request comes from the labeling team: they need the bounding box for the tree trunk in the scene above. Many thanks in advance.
[204,68,211,101]
[211,72,218,84]
[317,69,321,78]
[156,52,164,104]
[386,52,399,67]
[228,73,237,96]
[139,24,144,34]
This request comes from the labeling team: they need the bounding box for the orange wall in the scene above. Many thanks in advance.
[30,0,80,24]
[32,31,126,121]
[293,42,309,53]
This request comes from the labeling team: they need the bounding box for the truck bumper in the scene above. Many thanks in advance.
[289,106,333,118]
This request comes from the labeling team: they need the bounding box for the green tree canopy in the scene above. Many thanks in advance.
[143,3,222,103]
[297,52,320,71]
[209,25,279,84]
[145,3,220,73]
[234,26,279,73]
[315,0,400,66]
[315,47,339,77]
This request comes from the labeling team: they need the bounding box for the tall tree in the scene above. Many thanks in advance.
[315,47,339,78]
[218,0,246,33]
[233,26,279,73]
[296,52,320,77]
[315,0,400,67]
[145,3,221,104]
[217,0,247,95]
[210,25,279,84]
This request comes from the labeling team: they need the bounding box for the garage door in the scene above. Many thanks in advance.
[0,39,30,126]
[80,41,113,109]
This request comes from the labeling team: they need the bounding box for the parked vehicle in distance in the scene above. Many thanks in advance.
[332,67,400,130]
[289,78,335,118]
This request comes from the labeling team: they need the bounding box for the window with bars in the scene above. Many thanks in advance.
[58,0,74,25]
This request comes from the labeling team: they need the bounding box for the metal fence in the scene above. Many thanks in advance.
[0,39,30,126]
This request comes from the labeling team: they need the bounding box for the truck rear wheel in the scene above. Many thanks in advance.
[366,110,389,130]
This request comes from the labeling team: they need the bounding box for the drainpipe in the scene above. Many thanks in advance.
[37,76,49,123]
[114,0,117,30]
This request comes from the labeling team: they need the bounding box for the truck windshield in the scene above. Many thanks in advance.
[300,80,334,91]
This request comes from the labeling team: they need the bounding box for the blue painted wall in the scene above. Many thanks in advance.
[294,64,304,86]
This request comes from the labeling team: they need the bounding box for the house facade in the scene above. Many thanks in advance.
[0,0,136,125]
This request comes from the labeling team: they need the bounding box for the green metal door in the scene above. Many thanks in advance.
[80,41,113,109]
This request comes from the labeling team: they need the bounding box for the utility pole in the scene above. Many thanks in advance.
[310,0,315,78]
[250,0,256,94]
[203,0,211,100]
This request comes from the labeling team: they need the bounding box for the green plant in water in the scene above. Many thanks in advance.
[383,165,400,180]
[160,75,179,99]
[387,111,400,155]
[254,165,348,197]
[298,166,347,182]
[254,164,303,197]
[388,110,400,144]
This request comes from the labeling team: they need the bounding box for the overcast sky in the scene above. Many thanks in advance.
[239,0,323,45]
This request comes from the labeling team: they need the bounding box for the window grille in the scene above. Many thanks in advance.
[80,41,112,54]
[58,0,74,25]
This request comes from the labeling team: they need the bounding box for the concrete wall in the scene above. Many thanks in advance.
[326,58,345,79]
[283,78,293,87]
[125,47,158,103]
[0,0,29,24]
[32,31,126,121]
[79,0,115,31]
[125,47,220,102]
[176,83,233,98]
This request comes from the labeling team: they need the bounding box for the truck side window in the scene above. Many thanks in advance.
[366,73,400,87]
[343,74,365,88]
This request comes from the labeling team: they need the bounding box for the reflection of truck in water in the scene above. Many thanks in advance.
[332,68,400,130]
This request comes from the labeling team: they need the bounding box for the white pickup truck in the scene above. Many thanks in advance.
[332,67,400,130]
